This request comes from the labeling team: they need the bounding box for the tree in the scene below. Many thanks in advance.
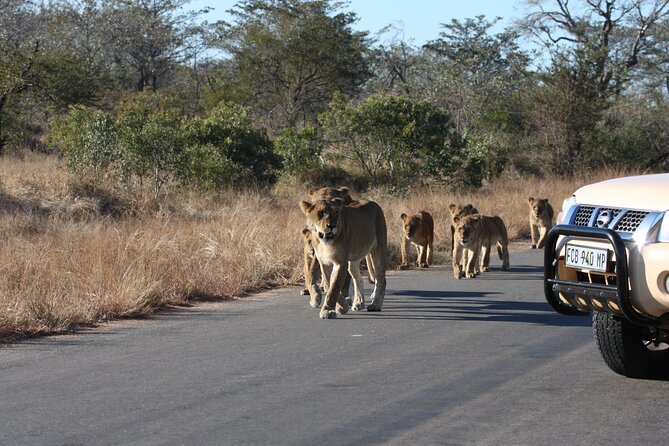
[212,0,372,133]
[423,16,529,136]
[363,26,423,96]
[106,0,208,92]
[0,0,43,152]
[521,0,669,96]
[524,52,605,173]
[518,0,669,172]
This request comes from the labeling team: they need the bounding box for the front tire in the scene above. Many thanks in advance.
[592,312,669,379]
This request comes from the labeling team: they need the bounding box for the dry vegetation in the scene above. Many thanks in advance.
[0,154,638,339]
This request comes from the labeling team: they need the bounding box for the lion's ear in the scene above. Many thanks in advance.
[528,197,535,204]
[448,204,457,215]
[543,198,549,202]
[299,200,313,216]
[302,228,311,236]
[400,213,407,220]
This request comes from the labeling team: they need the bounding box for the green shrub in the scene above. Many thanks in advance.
[186,102,280,186]
[49,106,120,177]
[274,126,323,181]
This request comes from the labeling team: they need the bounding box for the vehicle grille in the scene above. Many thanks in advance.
[614,210,649,233]
[571,205,649,234]
[573,206,595,226]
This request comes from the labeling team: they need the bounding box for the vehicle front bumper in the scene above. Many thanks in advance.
[544,225,668,327]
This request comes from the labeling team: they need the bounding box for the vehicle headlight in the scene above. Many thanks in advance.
[557,195,577,225]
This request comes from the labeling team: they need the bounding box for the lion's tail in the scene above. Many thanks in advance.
[365,254,376,284]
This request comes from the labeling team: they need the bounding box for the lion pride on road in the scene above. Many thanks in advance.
[298,188,553,316]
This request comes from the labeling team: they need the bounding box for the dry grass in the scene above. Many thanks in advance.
[0,154,640,339]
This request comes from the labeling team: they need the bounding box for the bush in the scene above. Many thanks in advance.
[50,95,281,197]
[186,102,280,186]
[49,106,120,177]
[319,93,465,186]
[178,144,235,191]
[274,126,323,182]
[116,94,186,198]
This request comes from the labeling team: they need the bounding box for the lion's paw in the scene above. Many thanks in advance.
[300,289,309,296]
[367,304,382,312]
[398,264,410,270]
[352,302,365,311]
[336,300,349,315]
[531,244,537,249]
[320,308,337,319]
[419,263,429,268]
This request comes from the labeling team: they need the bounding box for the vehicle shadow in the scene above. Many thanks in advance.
[351,289,591,327]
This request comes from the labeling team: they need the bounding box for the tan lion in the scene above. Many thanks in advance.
[448,203,479,271]
[299,198,388,319]
[528,197,554,249]
[399,211,434,269]
[448,203,479,253]
[301,187,354,297]
[453,214,510,278]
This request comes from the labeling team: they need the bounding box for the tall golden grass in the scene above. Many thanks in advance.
[0,153,639,339]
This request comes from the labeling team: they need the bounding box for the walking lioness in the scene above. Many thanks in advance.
[299,198,388,319]
[301,187,354,299]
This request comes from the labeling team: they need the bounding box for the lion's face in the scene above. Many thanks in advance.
[400,214,421,240]
[529,198,550,218]
[299,199,344,244]
[449,203,478,224]
[456,215,481,245]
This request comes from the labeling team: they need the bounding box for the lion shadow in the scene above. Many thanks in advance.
[349,289,591,327]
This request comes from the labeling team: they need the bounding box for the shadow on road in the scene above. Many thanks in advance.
[351,289,592,327]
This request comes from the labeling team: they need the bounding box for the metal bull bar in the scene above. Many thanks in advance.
[543,224,661,327]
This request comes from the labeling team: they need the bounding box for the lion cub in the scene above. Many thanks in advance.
[300,198,388,319]
[449,203,479,271]
[528,197,554,249]
[448,203,479,253]
[453,214,510,278]
[399,211,434,269]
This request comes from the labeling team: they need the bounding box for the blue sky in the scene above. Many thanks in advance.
[189,0,524,46]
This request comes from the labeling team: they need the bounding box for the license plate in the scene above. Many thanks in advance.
[564,244,609,272]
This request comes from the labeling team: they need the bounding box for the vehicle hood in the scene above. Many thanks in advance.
[574,173,669,211]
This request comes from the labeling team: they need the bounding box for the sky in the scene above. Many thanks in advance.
[187,0,526,47]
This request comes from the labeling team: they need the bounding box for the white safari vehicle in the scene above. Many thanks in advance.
[544,173,669,379]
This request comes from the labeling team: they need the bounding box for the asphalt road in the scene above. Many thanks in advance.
[3,248,669,446]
